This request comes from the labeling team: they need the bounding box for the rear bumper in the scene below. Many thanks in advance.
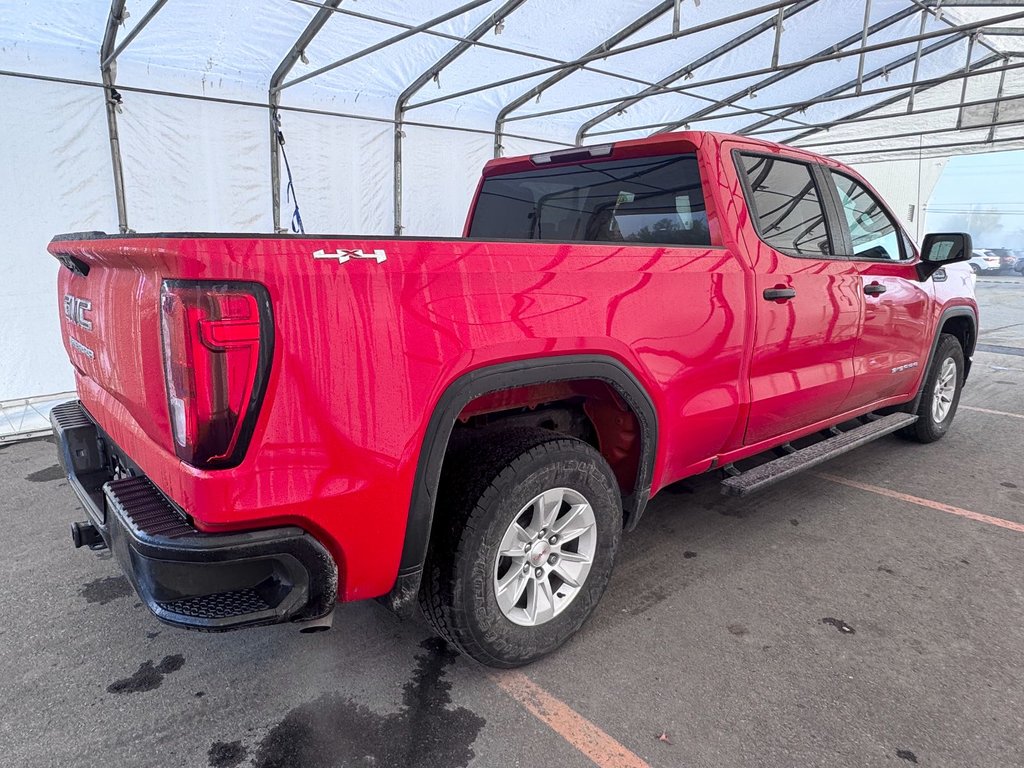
[50,400,337,631]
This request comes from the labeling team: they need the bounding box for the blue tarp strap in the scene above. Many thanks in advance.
[274,111,305,235]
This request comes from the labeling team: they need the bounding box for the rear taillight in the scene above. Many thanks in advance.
[160,281,273,469]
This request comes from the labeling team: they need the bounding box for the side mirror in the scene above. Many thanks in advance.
[917,232,972,281]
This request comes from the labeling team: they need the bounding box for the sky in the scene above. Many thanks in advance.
[925,150,1024,252]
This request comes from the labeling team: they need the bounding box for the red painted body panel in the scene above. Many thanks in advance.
[49,131,977,603]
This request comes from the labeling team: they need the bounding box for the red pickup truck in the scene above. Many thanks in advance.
[49,131,976,667]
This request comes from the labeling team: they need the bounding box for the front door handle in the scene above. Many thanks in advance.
[864,282,887,296]
[763,286,796,302]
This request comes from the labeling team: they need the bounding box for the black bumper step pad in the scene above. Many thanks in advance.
[157,588,271,620]
[50,400,93,430]
[103,475,196,540]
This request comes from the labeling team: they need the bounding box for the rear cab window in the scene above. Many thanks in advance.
[468,154,712,247]
[735,152,834,258]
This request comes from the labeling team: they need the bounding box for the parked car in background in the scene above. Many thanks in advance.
[969,250,1003,274]
[988,248,1017,270]
[1014,253,1024,275]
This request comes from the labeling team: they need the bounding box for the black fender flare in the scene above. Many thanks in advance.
[907,305,978,413]
[383,354,658,614]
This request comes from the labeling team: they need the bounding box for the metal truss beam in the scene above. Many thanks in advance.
[0,67,575,149]
[736,31,976,136]
[855,0,873,94]
[828,132,1024,159]
[493,0,675,158]
[269,0,342,232]
[650,5,919,135]
[778,52,1004,143]
[291,0,833,128]
[928,0,1024,6]
[988,60,1010,142]
[291,0,681,84]
[582,58,1024,137]
[100,0,169,70]
[794,116,1024,149]
[908,0,1006,60]
[747,93,1015,138]
[408,0,810,111]
[956,32,978,129]
[979,26,1024,35]
[279,0,493,92]
[575,0,821,145]
[907,8,931,112]
[394,0,526,234]
[500,4,1024,126]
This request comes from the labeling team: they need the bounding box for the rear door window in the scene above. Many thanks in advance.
[468,154,711,246]
[737,153,833,257]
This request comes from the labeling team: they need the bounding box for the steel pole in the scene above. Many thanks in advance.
[393,0,526,234]
[269,0,342,232]
[100,0,129,234]
[988,61,1009,143]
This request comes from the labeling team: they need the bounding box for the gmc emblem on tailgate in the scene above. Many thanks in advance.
[63,295,93,331]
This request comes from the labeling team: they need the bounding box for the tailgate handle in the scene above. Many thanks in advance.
[763,286,796,302]
[52,252,91,277]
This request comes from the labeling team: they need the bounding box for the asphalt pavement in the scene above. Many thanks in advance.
[1,277,1021,768]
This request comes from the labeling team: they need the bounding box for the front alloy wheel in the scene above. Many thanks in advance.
[931,357,958,423]
[900,333,965,443]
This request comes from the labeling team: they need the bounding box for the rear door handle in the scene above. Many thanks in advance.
[763,287,796,302]
[863,282,887,296]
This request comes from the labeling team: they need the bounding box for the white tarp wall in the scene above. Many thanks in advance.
[1,0,1021,410]
[0,1,568,405]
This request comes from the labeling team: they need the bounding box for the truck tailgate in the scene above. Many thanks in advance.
[50,233,176,454]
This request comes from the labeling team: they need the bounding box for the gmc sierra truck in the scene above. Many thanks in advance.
[49,131,977,668]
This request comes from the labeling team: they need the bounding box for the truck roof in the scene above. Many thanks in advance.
[482,130,842,178]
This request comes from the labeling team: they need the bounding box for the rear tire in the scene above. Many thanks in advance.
[420,428,622,668]
[898,334,964,443]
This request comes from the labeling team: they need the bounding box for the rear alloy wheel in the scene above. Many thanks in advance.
[899,333,965,443]
[493,487,598,627]
[420,428,622,668]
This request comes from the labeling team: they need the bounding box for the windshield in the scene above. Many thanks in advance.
[468,153,711,247]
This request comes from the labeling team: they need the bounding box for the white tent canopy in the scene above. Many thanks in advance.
[1,0,1021,425]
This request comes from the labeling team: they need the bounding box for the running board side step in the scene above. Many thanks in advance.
[720,413,918,497]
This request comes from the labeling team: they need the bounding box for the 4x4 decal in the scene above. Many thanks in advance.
[313,248,387,265]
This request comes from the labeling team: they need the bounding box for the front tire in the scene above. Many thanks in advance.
[899,334,965,443]
[420,428,622,668]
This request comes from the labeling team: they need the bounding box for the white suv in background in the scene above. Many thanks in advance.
[968,250,1003,274]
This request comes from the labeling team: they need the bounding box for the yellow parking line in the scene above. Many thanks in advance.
[492,671,652,768]
[815,472,1024,534]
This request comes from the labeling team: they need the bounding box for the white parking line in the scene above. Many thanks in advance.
[961,405,1024,420]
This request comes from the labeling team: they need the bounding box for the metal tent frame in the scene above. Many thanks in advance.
[90,0,1024,235]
